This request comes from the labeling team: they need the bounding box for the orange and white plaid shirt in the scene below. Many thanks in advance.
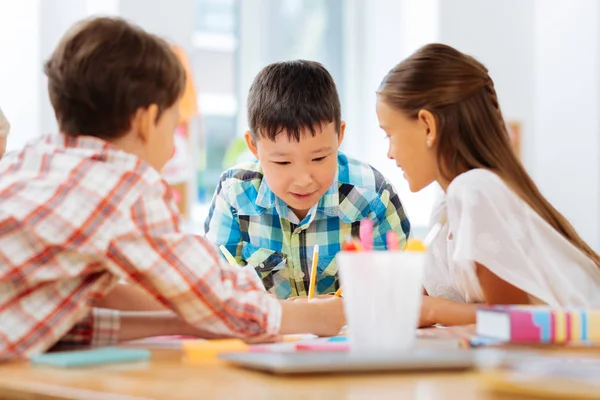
[0,134,281,361]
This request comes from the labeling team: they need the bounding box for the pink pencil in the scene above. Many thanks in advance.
[386,231,400,251]
[359,219,374,251]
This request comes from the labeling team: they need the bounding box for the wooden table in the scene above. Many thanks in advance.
[0,347,540,400]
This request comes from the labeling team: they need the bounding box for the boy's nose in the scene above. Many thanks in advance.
[293,171,313,188]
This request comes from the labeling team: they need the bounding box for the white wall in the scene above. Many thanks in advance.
[429,0,600,248]
[40,0,87,136]
[533,0,600,247]
[349,0,441,231]
[0,0,122,145]
[40,0,119,135]
[438,0,536,169]
[0,1,41,152]
[354,0,600,247]
[119,0,195,52]
[2,0,599,245]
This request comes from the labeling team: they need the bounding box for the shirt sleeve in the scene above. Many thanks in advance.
[106,184,281,338]
[204,174,245,265]
[371,179,410,250]
[446,170,550,303]
[54,308,120,349]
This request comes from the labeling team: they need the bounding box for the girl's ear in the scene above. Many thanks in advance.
[418,109,437,148]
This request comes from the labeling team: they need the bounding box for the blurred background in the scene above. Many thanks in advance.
[0,0,597,247]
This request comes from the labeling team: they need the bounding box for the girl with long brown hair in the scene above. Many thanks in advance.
[376,43,600,326]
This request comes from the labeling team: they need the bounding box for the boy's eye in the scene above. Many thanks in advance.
[313,156,327,162]
[273,161,291,165]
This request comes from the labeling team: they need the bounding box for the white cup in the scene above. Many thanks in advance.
[337,251,425,353]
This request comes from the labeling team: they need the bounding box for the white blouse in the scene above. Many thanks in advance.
[423,169,600,307]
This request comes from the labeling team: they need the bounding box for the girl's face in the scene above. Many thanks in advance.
[376,96,440,192]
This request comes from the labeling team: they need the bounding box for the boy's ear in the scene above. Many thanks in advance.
[131,104,159,143]
[244,131,259,158]
[337,121,346,147]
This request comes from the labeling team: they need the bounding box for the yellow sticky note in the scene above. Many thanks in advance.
[183,339,248,364]
[282,334,317,342]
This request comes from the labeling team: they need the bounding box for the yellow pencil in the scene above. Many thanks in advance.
[308,245,319,299]
[219,245,238,267]
[334,287,343,297]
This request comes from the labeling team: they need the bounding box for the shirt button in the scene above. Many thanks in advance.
[259,263,265,269]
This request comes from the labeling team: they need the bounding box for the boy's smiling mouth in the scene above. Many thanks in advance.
[290,191,317,201]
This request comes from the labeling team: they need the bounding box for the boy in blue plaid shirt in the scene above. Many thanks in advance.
[205,60,410,299]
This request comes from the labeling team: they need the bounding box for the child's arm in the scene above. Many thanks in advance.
[55,308,237,349]
[203,176,244,265]
[106,191,345,339]
[95,282,167,311]
[420,263,530,326]
[371,180,411,250]
[96,283,346,339]
[421,172,535,327]
[476,262,530,304]
[419,296,478,327]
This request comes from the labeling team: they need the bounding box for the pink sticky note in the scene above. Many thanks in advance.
[295,342,350,352]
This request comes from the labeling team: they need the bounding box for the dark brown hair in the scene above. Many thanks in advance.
[378,43,600,268]
[247,60,341,142]
[44,17,185,139]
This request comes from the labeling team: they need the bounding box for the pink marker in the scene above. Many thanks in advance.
[386,231,400,251]
[359,219,374,251]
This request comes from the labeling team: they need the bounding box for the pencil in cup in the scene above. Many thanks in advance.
[359,219,374,251]
[386,231,400,251]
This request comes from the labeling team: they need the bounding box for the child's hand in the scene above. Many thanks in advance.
[242,334,282,344]
[309,296,346,336]
[280,295,346,337]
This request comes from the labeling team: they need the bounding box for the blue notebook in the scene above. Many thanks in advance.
[30,347,151,368]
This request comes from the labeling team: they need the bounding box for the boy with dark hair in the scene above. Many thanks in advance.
[0,18,344,361]
[205,60,410,299]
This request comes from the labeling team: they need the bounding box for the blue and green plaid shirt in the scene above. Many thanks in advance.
[204,151,410,299]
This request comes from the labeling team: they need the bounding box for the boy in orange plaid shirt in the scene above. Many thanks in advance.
[0,17,344,361]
